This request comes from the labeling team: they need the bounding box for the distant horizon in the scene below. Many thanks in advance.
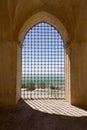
[22,74,65,78]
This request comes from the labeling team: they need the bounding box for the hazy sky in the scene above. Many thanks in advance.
[22,22,64,75]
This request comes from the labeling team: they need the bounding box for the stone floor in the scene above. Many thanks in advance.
[0,99,87,130]
[26,99,87,117]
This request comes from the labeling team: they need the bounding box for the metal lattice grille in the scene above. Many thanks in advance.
[21,22,65,99]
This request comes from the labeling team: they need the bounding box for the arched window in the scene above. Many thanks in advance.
[21,22,65,99]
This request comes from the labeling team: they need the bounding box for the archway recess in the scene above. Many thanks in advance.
[18,11,69,46]
[18,11,70,101]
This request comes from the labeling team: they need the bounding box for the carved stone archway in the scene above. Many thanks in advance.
[18,11,69,46]
[18,11,70,102]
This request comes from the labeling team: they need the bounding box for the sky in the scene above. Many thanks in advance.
[22,22,65,76]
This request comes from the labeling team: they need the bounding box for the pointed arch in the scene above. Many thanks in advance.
[18,11,69,46]
[21,22,65,99]
[18,11,70,102]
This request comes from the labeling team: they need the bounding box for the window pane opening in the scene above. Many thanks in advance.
[21,22,65,99]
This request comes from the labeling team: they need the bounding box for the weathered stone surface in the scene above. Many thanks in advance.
[0,0,87,106]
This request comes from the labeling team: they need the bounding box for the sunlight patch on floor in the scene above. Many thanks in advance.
[25,100,87,117]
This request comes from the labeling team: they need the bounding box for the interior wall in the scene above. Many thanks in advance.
[0,41,18,106]
[0,0,87,107]
[70,41,87,106]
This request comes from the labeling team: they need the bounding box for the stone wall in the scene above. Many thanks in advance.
[0,0,87,107]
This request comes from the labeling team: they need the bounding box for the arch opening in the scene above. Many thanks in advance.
[18,11,69,46]
[21,22,66,99]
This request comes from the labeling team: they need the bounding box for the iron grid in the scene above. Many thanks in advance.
[21,22,65,99]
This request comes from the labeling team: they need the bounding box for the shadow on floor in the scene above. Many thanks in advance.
[76,106,87,111]
[0,99,87,130]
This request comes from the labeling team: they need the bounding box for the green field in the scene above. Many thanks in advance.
[22,76,65,87]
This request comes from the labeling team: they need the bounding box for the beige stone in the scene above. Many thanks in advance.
[0,0,87,107]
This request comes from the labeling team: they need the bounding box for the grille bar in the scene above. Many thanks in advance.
[21,22,65,99]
